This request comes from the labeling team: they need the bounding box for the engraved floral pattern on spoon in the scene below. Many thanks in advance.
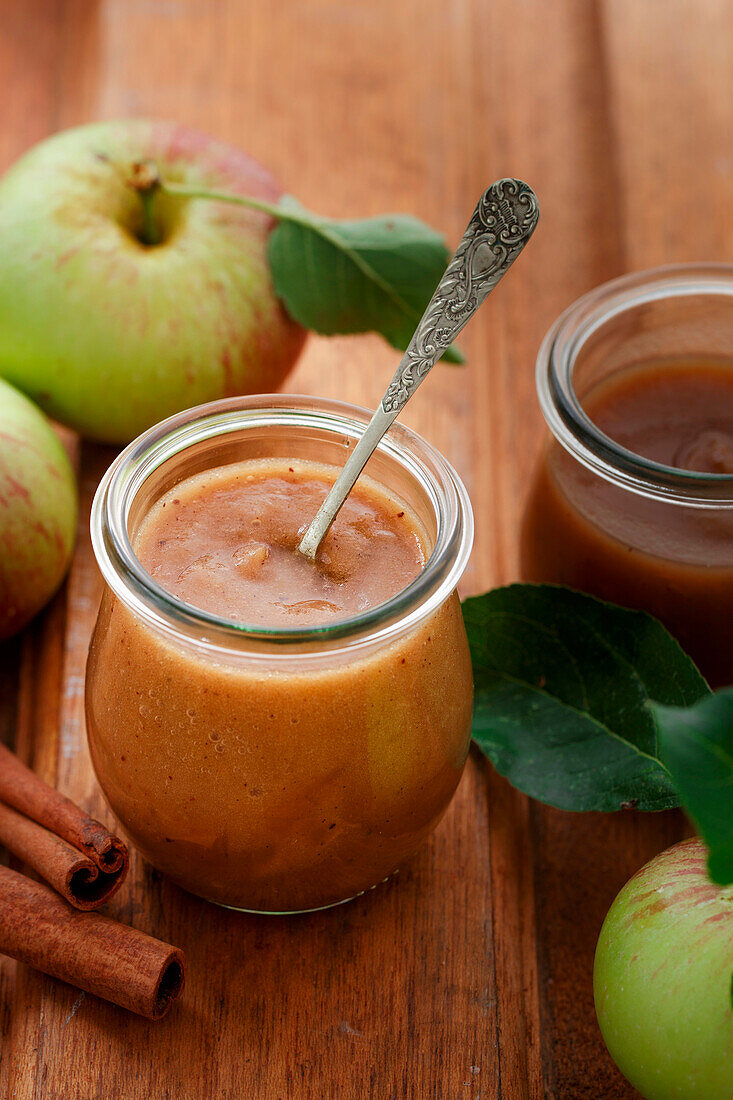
[382,179,539,413]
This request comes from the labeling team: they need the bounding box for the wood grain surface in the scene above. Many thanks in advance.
[1,1,731,1097]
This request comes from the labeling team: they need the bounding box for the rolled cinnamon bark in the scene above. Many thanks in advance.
[0,742,128,874]
[0,801,125,910]
[0,866,185,1018]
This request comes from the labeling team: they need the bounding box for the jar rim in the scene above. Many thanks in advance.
[90,394,474,657]
[537,262,733,508]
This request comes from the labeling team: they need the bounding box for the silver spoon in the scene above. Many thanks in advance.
[298,178,540,560]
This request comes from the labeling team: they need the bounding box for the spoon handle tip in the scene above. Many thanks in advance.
[298,178,539,558]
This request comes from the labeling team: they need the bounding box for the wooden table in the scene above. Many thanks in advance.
[1,2,731,1096]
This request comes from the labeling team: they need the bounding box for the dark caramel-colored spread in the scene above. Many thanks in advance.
[522,361,733,685]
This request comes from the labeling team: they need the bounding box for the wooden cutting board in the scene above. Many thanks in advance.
[1,1,731,1096]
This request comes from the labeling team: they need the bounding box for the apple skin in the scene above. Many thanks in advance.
[0,378,77,640]
[594,837,733,1099]
[0,120,306,442]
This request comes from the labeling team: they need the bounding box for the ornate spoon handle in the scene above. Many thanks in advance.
[298,178,539,560]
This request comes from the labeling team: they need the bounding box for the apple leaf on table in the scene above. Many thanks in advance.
[462,584,710,812]
[267,196,464,361]
[653,692,733,885]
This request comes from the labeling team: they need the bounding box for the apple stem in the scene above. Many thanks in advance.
[129,160,163,246]
[138,188,161,247]
[160,181,291,224]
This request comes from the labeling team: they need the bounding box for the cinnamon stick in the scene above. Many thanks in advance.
[0,801,125,910]
[0,865,185,1018]
[0,741,128,875]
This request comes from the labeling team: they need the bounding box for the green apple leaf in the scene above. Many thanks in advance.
[463,585,710,812]
[267,196,464,362]
[653,692,733,885]
[161,181,465,360]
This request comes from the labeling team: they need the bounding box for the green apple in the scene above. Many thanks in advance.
[594,837,733,1099]
[0,379,77,639]
[0,120,306,443]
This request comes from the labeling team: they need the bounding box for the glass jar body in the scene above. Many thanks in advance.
[85,395,474,912]
[521,444,733,684]
[86,588,472,912]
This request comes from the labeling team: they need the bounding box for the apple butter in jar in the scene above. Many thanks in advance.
[86,395,473,912]
[521,265,733,686]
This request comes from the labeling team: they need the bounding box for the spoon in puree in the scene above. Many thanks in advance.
[298,178,540,560]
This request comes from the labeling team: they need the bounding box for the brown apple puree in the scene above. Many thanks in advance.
[85,459,473,911]
[521,361,733,685]
[133,460,427,626]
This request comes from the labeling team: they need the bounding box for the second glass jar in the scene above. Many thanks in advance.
[521,264,733,687]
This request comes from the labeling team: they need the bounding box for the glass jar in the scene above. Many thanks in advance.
[86,395,474,913]
[521,264,733,687]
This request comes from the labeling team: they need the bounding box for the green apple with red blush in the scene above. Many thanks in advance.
[0,378,77,639]
[0,120,306,443]
[594,837,733,1100]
